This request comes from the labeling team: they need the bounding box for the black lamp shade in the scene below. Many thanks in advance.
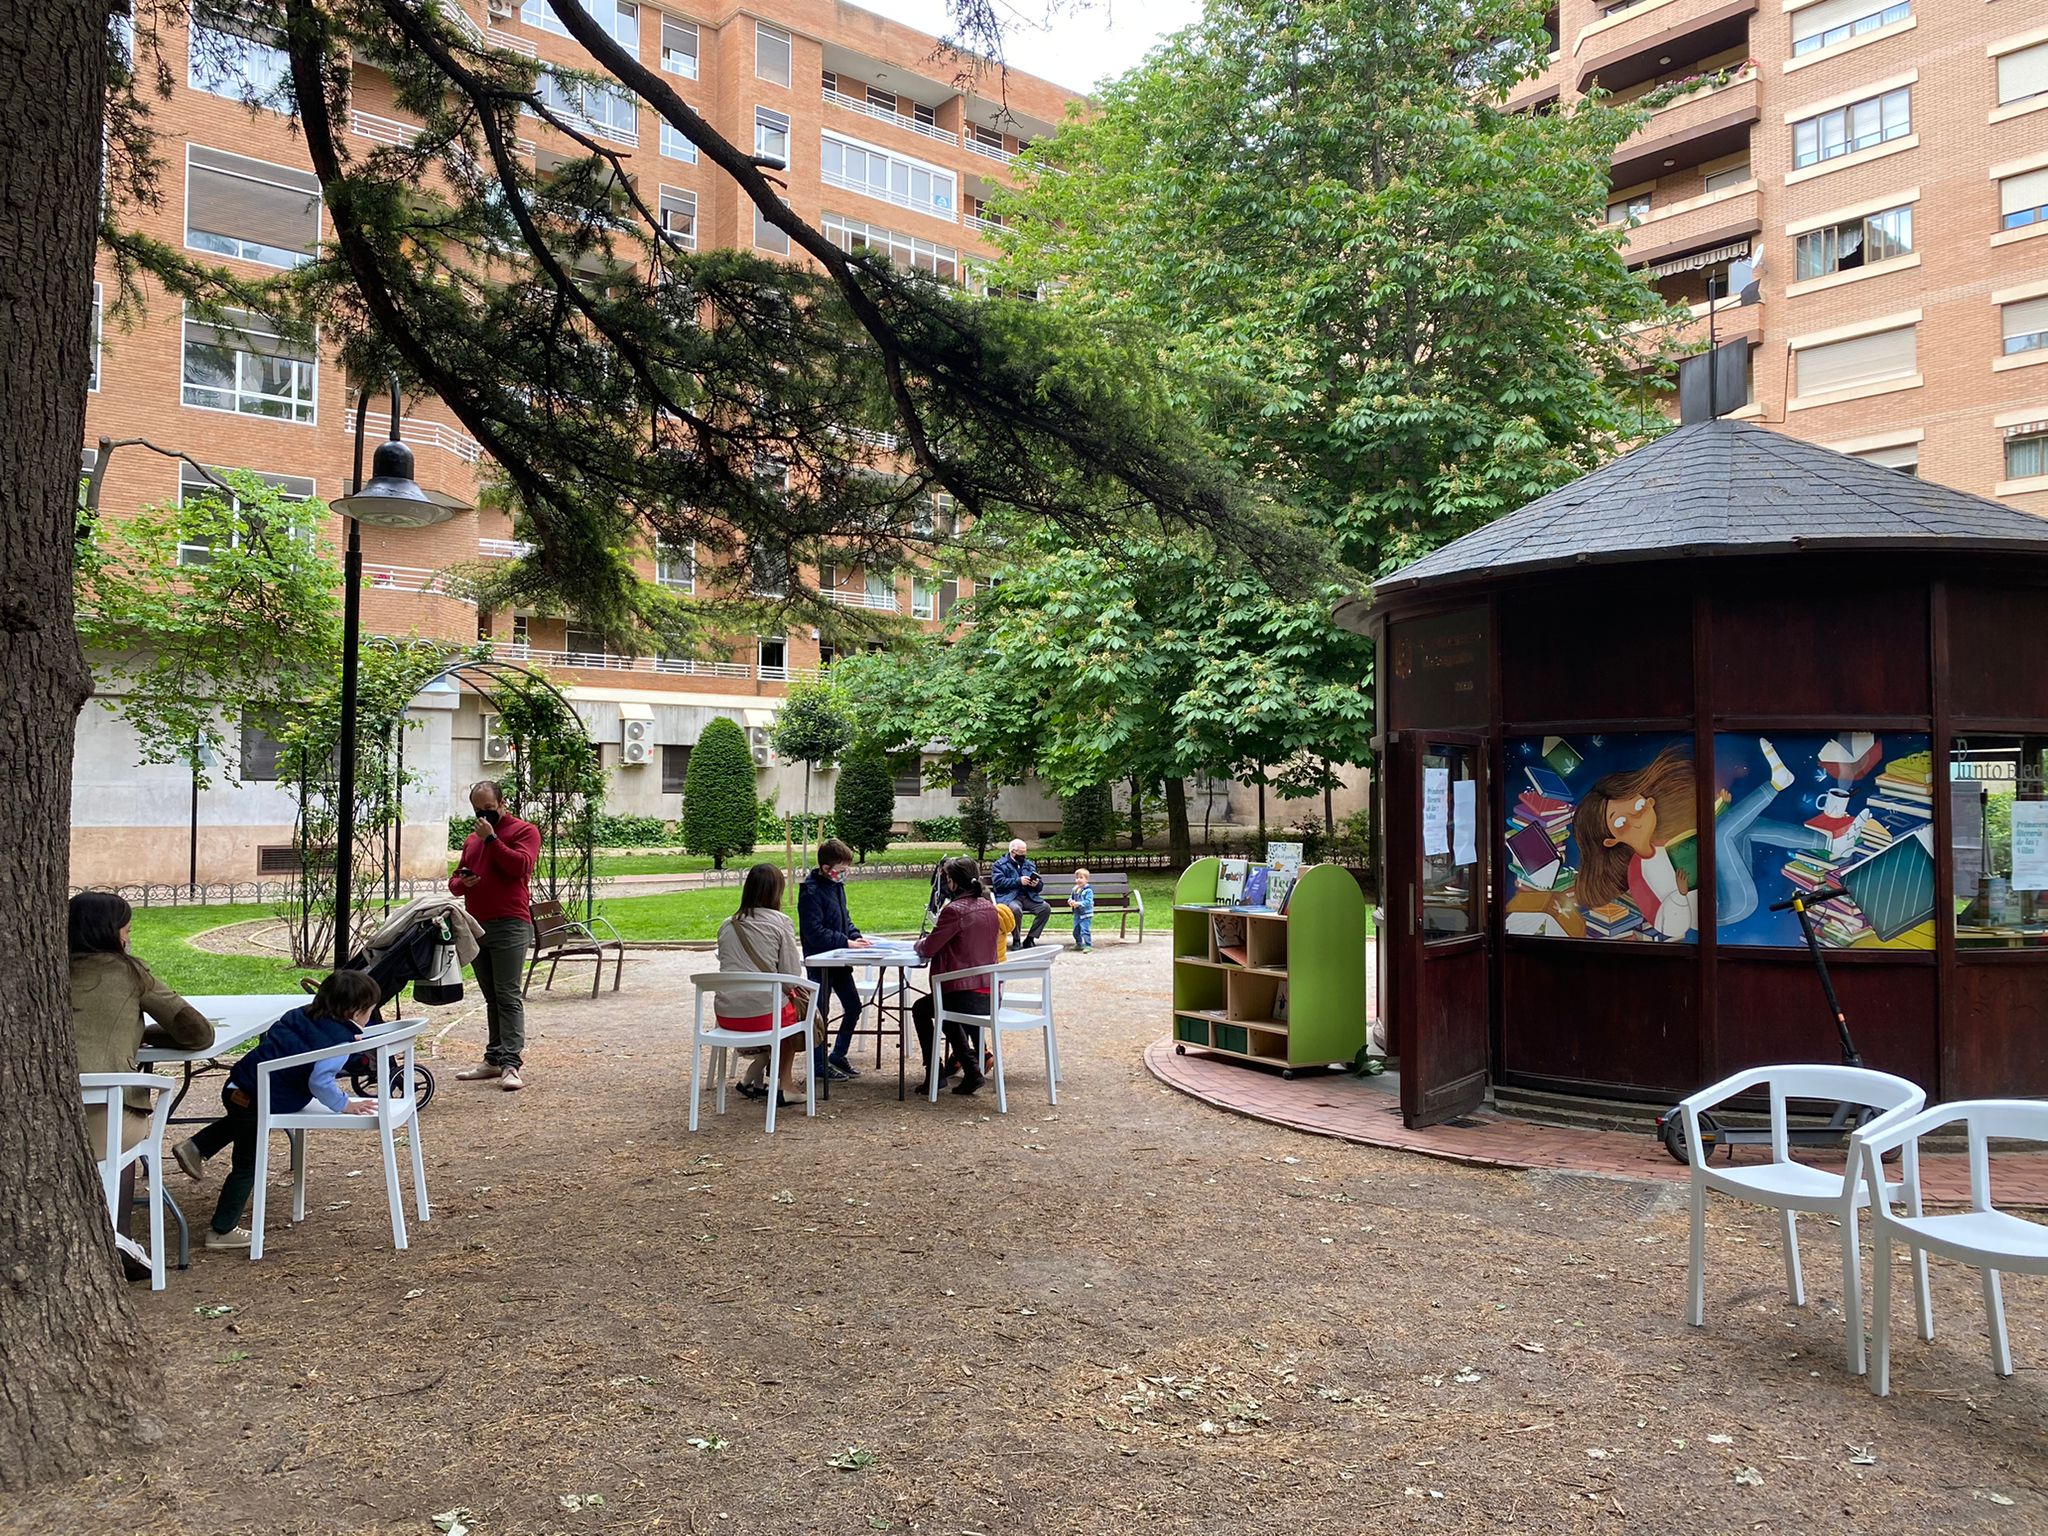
[334,439,466,527]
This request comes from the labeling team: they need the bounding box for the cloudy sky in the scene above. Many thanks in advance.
[860,0,1206,93]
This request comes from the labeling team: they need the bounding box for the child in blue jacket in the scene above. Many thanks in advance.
[1071,869,1095,953]
[174,969,381,1249]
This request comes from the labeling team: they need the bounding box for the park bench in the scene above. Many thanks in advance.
[1046,872,1145,943]
[522,900,625,997]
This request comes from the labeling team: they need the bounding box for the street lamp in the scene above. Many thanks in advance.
[327,377,471,969]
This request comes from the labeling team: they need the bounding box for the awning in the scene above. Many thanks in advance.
[1645,238,1750,279]
[1627,214,1762,273]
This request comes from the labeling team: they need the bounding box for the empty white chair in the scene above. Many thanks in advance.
[926,954,1059,1113]
[1679,1064,1925,1374]
[1859,1099,2048,1396]
[79,1073,180,1290]
[251,1021,429,1260]
[688,972,819,1133]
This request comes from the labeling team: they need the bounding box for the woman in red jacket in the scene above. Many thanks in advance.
[913,857,1001,1095]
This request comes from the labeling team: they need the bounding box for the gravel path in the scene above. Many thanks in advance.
[14,940,2047,1534]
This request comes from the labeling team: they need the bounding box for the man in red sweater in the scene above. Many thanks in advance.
[449,779,542,1090]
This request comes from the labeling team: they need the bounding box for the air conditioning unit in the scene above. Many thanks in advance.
[621,717,653,766]
[487,0,514,20]
[480,715,512,762]
[748,726,776,768]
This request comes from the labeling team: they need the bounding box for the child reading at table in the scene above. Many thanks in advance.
[173,970,381,1251]
[1070,869,1095,953]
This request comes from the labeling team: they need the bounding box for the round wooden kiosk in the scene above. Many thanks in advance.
[1339,420,2048,1129]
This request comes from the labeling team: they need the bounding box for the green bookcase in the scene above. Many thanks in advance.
[1171,856,1368,1076]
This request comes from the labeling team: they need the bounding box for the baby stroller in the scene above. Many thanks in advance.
[304,908,466,1111]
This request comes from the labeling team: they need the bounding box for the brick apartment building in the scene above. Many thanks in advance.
[76,0,1080,887]
[1506,0,2048,494]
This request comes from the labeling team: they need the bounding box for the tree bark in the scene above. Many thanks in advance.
[1164,777,1192,866]
[1128,773,1142,851]
[0,0,164,1489]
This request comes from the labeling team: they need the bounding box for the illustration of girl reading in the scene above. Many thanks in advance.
[1570,740,1829,938]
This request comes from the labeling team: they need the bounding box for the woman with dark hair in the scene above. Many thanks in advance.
[69,892,215,1246]
[912,856,1001,1095]
[715,863,808,1105]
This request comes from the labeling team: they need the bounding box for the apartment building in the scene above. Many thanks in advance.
[1507,0,2048,500]
[75,0,1075,887]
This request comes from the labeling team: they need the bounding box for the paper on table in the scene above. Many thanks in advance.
[2013,800,2048,892]
[1423,766,1450,857]
[1452,779,1477,867]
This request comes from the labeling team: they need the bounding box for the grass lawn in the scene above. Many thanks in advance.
[126,905,314,996]
[449,846,987,878]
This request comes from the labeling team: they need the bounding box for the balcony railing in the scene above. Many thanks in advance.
[338,415,485,465]
[478,537,532,559]
[832,424,901,451]
[963,212,1005,237]
[822,588,900,612]
[821,86,959,146]
[351,109,418,148]
[363,564,472,603]
[963,137,1016,166]
[434,0,484,50]
[489,643,822,682]
[485,25,536,57]
[820,168,957,222]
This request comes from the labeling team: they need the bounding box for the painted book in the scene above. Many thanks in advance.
[1242,865,1272,909]
[1216,858,1249,906]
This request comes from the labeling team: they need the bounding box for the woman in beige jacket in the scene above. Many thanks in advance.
[714,864,808,1105]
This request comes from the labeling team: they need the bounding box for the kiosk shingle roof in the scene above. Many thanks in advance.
[1374,420,2048,596]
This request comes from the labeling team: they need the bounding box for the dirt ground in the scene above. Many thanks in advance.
[12,939,2048,1535]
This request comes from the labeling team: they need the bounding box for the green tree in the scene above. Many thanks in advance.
[682,717,758,871]
[770,679,852,869]
[958,769,1004,860]
[1059,782,1113,856]
[998,0,1678,576]
[833,738,897,864]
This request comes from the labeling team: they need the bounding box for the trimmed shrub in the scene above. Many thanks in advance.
[1058,782,1113,856]
[682,717,758,870]
[834,739,896,863]
[909,815,961,842]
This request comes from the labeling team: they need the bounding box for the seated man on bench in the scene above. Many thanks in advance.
[990,839,1051,950]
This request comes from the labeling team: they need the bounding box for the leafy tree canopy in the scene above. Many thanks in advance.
[832,737,897,864]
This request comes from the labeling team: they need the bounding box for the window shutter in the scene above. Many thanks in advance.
[1793,0,1874,45]
[1998,43,2048,106]
[2003,297,2048,344]
[1796,326,1916,396]
[2000,167,2048,216]
[1853,444,1919,470]
[186,146,321,258]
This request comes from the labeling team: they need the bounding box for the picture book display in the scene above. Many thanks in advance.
[1500,731,1936,950]
[1215,859,1249,906]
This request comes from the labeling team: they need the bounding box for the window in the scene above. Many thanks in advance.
[1852,443,1919,475]
[523,0,637,48]
[865,569,893,608]
[971,124,1004,149]
[2001,44,2048,108]
[1795,325,1916,397]
[655,538,695,591]
[185,146,321,269]
[176,464,315,566]
[659,16,698,77]
[822,212,960,282]
[757,636,788,679]
[951,757,974,796]
[1702,162,1751,194]
[914,101,936,128]
[2009,431,2048,480]
[240,708,291,782]
[657,186,696,248]
[821,132,956,219]
[2001,167,2048,230]
[893,758,924,797]
[89,283,101,393]
[1605,193,1650,226]
[938,578,959,620]
[565,626,609,662]
[658,123,697,163]
[2003,298,2048,356]
[754,205,790,254]
[661,743,691,794]
[187,4,290,106]
[1794,204,1913,279]
[755,107,790,164]
[1951,735,2048,948]
[756,22,791,86]
[866,85,897,114]
[1791,0,1910,57]
[512,614,530,648]
[180,307,317,423]
[532,71,638,144]
[911,576,937,619]
[1792,87,1910,169]
[750,544,790,596]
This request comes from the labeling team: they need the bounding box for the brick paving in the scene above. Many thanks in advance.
[1145,1037,2048,1208]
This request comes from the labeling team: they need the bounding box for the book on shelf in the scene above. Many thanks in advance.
[1216,858,1249,905]
[1272,979,1290,1022]
[1267,866,1297,913]
[1212,913,1247,964]
[1242,865,1272,909]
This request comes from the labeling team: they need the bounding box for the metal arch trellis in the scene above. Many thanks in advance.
[287,653,602,964]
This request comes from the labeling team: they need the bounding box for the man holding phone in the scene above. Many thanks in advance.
[448,779,542,1090]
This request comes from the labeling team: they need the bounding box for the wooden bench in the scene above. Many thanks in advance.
[1046,872,1144,942]
[522,900,625,997]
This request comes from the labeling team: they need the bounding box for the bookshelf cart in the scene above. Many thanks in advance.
[1171,856,1368,1076]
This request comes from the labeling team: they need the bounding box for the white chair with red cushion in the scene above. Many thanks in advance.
[687,972,819,1134]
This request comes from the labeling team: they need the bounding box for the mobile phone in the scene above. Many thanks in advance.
[456,865,472,879]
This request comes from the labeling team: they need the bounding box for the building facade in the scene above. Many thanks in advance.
[78,0,1078,887]
[1508,0,2048,500]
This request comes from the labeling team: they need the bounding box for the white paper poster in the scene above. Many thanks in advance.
[1266,841,1304,871]
[2013,800,2048,892]
[1452,779,1477,867]
[1423,766,1450,857]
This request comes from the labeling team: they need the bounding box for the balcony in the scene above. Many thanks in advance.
[1623,294,1764,370]
[478,537,532,559]
[362,563,472,603]
[1620,181,1760,272]
[1576,0,1756,93]
[821,85,959,146]
[964,137,1017,167]
[822,587,899,612]
[964,212,1005,237]
[492,642,757,679]
[1502,50,1567,114]
[1610,66,1758,188]
[338,414,485,466]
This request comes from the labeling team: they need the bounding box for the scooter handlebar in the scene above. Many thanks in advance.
[1769,883,1850,912]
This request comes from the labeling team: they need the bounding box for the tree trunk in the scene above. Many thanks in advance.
[1323,757,1335,837]
[0,1,164,1489]
[800,768,811,871]
[1256,773,1267,851]
[1163,777,1191,865]
[1128,773,1142,850]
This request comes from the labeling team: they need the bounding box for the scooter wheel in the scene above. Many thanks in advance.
[1661,1110,1721,1166]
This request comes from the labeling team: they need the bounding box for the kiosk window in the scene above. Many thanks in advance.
[1422,743,1481,941]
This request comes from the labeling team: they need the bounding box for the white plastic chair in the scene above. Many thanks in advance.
[1679,1064,1925,1374]
[250,1022,429,1260]
[1858,1099,2048,1396]
[925,954,1060,1113]
[688,973,819,1133]
[79,1073,180,1290]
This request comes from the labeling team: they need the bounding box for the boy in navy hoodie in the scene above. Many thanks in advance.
[173,970,382,1249]
[797,837,872,1081]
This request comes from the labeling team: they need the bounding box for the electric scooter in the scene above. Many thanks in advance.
[1656,882,1876,1166]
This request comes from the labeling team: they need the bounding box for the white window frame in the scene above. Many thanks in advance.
[2003,297,2048,357]
[655,537,696,593]
[522,0,638,49]
[754,205,790,255]
[1605,193,1650,226]
[757,634,789,680]
[175,463,316,567]
[186,7,291,108]
[755,21,791,86]
[1793,204,1913,281]
[820,131,957,221]
[657,185,697,249]
[1792,0,1911,59]
[658,122,698,163]
[1792,87,1911,170]
[179,306,319,425]
[911,576,937,619]
[1997,41,2048,109]
[530,70,639,146]
[89,282,102,393]
[1702,163,1751,194]
[822,211,961,282]
[2001,166,2048,230]
[2006,432,2048,481]
[183,144,323,271]
[755,106,790,164]
[659,15,699,78]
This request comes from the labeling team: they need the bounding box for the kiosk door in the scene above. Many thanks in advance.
[1396,734,1491,1126]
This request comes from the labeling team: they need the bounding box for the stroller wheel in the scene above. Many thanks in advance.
[348,1060,437,1111]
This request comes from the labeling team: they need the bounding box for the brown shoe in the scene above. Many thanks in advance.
[456,1064,504,1082]
[501,1067,525,1092]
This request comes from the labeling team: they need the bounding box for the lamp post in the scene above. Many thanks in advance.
[327,378,470,970]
